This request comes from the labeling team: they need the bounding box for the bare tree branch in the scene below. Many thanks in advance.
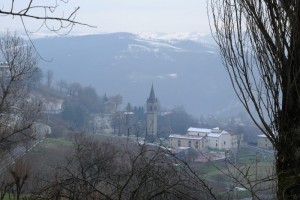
[0,0,95,33]
[209,0,300,199]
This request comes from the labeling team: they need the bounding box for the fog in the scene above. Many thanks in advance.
[34,32,241,118]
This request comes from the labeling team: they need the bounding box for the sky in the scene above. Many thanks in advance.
[0,0,211,35]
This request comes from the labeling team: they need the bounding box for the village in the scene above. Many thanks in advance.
[39,80,274,163]
[0,0,295,197]
[77,84,274,163]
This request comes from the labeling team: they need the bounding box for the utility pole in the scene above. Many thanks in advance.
[256,152,258,181]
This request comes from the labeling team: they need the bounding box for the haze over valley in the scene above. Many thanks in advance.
[34,32,240,118]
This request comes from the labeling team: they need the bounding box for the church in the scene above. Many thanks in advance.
[146,84,158,136]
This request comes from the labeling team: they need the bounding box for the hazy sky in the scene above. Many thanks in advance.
[0,0,210,35]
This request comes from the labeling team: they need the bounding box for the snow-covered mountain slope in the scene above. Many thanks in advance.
[33,32,241,118]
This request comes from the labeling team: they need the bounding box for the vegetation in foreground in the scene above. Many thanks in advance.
[0,132,275,200]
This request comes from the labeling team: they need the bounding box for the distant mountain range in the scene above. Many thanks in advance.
[33,32,242,118]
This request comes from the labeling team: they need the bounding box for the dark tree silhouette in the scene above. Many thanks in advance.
[210,0,300,199]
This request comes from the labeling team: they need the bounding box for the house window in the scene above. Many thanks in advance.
[195,141,199,149]
[216,143,218,147]
[178,140,181,147]
[188,140,191,147]
[202,140,204,148]
[224,141,226,145]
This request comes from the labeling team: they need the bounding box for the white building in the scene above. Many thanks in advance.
[207,130,238,150]
[257,134,273,149]
[187,127,238,151]
[169,134,206,151]
[187,127,211,137]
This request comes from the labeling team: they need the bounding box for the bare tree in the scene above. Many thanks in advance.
[209,0,300,199]
[57,80,68,93]
[109,95,123,111]
[38,133,216,200]
[0,0,92,33]
[214,153,276,199]
[0,33,41,151]
[0,158,32,200]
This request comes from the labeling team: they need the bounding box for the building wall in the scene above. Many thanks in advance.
[169,137,205,151]
[219,134,234,150]
[207,137,220,149]
[257,135,273,149]
[231,134,238,149]
[187,131,208,137]
[207,134,237,150]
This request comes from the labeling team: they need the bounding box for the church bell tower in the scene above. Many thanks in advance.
[146,84,158,136]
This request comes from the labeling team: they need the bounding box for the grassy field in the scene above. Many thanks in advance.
[190,146,275,199]
[43,137,73,146]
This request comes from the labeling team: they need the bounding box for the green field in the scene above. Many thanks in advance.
[190,146,275,199]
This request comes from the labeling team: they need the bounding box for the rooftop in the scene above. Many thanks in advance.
[187,127,211,133]
[147,84,157,103]
[169,134,203,140]
[257,134,267,138]
[187,127,230,138]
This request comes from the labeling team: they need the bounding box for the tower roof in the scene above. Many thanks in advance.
[147,84,157,103]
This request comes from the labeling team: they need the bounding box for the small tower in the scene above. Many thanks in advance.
[146,84,158,136]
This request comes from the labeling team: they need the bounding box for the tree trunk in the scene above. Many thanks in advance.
[277,127,300,199]
[277,27,300,199]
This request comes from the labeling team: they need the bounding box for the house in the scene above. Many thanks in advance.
[188,127,238,150]
[188,127,239,150]
[169,127,238,152]
[257,134,273,149]
[206,128,238,150]
[169,134,206,151]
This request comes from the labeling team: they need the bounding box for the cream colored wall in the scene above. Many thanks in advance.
[207,134,237,150]
[257,137,273,149]
[219,134,232,150]
[187,131,207,137]
[170,133,238,151]
[207,137,219,149]
[169,137,205,151]
[146,112,157,135]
